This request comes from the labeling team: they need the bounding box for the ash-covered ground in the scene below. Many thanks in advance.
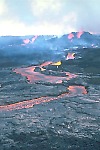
[0,46,100,150]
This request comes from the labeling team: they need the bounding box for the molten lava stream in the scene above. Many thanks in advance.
[0,60,88,112]
[13,60,78,84]
[0,86,87,112]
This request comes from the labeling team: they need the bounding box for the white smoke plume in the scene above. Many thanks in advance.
[0,0,100,35]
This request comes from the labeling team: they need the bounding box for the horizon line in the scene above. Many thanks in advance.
[0,31,99,37]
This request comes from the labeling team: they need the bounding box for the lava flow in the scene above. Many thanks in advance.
[66,53,75,60]
[0,86,87,112]
[23,35,38,45]
[13,60,77,84]
[77,31,84,38]
[0,56,88,112]
[23,39,30,44]
[31,35,38,43]
[68,33,74,40]
[67,85,87,94]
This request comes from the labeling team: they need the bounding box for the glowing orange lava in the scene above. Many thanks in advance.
[77,31,84,38]
[66,53,75,60]
[14,67,74,84]
[23,39,30,44]
[65,72,78,80]
[0,60,88,112]
[13,60,77,84]
[51,61,62,66]
[31,35,38,43]
[67,86,87,94]
[0,86,87,112]
[68,33,74,40]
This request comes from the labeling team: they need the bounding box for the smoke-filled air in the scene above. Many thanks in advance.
[0,0,100,35]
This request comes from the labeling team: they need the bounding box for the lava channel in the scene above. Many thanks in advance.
[0,86,87,112]
[13,62,77,84]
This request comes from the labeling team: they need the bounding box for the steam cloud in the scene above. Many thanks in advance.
[0,0,100,35]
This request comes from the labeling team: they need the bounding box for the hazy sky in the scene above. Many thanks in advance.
[0,0,100,35]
